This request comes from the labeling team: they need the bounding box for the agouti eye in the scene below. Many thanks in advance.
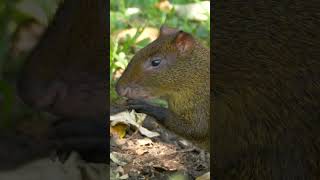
[151,59,161,67]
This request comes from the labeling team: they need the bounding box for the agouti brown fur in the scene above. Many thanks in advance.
[213,1,320,179]
[116,26,210,150]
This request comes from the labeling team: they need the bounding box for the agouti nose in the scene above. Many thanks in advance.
[116,84,130,97]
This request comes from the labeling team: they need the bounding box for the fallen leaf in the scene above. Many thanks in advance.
[137,138,153,146]
[135,149,148,156]
[119,174,129,179]
[195,172,210,180]
[110,111,160,138]
[110,152,131,166]
[115,166,124,174]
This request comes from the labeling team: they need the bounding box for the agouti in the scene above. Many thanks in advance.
[116,26,210,151]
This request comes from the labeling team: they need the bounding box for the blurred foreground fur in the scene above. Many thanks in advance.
[0,0,108,176]
[213,1,320,179]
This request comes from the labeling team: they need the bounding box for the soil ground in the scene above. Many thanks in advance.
[110,105,210,180]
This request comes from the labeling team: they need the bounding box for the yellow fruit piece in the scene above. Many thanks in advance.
[110,123,128,139]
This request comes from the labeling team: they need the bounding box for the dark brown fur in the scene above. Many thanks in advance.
[18,0,108,119]
[10,0,108,168]
[213,1,320,179]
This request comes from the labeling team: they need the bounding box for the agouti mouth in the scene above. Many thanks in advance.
[141,95,157,100]
[123,95,158,101]
[117,86,157,100]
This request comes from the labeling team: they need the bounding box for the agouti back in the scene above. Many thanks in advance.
[116,26,210,150]
[213,1,320,179]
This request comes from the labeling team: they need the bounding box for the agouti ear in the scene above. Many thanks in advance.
[159,26,180,36]
[174,31,195,53]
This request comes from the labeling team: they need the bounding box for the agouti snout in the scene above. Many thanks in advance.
[116,83,154,100]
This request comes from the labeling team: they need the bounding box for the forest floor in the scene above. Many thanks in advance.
[110,105,210,180]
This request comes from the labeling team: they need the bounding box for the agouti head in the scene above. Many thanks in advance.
[116,26,209,100]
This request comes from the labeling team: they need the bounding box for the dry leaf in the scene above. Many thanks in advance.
[137,138,153,146]
[135,149,148,156]
[195,172,210,180]
[110,152,130,166]
[119,174,129,179]
[110,156,126,166]
[110,111,160,138]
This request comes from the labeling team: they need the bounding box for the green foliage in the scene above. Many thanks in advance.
[110,0,210,102]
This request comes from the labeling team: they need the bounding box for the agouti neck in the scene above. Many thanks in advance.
[168,82,209,109]
[167,42,210,120]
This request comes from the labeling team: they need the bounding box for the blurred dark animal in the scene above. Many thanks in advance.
[0,0,108,170]
[18,0,107,119]
[213,1,320,179]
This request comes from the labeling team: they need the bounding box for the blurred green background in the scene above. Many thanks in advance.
[110,0,210,103]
